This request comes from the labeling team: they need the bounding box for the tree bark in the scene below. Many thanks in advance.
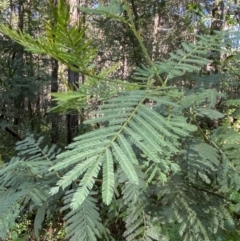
[208,0,224,74]
[66,0,83,144]
[211,0,224,34]
[51,58,59,144]
[50,0,60,144]
[5,127,23,141]
[13,0,25,127]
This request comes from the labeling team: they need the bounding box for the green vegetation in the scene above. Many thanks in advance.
[0,0,240,240]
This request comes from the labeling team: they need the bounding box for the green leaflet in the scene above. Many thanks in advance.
[102,149,115,205]
[63,191,105,241]
[71,157,103,209]
[112,142,139,185]
[34,202,48,241]
[80,0,124,20]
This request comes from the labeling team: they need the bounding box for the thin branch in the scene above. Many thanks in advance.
[188,183,238,204]
[5,127,23,141]
[122,0,164,86]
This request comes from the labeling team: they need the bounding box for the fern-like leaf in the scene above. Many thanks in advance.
[0,0,96,74]
[0,136,59,239]
[62,191,105,241]
[135,33,223,83]
[50,90,197,210]
[71,157,102,209]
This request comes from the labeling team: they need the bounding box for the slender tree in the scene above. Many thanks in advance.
[66,0,81,144]
[50,0,60,144]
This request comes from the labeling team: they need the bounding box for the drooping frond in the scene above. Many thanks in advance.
[180,139,221,187]
[224,98,240,107]
[34,202,48,240]
[156,174,235,241]
[0,189,22,240]
[182,88,225,109]
[125,209,168,241]
[0,136,59,240]
[50,90,197,210]
[148,125,239,240]
[62,190,106,241]
[211,127,240,190]
[134,33,223,83]
[117,166,166,241]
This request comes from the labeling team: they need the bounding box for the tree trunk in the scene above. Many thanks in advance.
[211,0,224,34]
[50,0,59,144]
[51,58,59,143]
[127,0,142,67]
[13,0,25,126]
[208,0,224,74]
[152,10,160,61]
[66,0,84,144]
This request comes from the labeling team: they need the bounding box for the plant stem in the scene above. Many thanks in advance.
[122,0,164,86]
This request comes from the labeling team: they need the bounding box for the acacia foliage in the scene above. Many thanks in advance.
[0,0,240,240]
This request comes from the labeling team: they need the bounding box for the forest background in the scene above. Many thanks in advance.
[0,0,240,240]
